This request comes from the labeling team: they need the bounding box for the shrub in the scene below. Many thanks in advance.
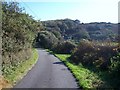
[108,52,120,87]
[110,53,120,74]
[70,40,96,65]
[52,41,76,54]
[95,45,118,69]
[70,40,118,70]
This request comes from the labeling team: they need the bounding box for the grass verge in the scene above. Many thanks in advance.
[55,54,104,89]
[3,49,38,86]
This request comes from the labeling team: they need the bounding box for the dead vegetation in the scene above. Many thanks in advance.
[0,76,12,90]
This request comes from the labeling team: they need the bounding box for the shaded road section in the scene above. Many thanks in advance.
[14,49,78,88]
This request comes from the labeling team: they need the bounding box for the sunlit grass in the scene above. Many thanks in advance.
[55,54,103,89]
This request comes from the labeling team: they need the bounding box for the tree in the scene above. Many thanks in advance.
[35,31,59,49]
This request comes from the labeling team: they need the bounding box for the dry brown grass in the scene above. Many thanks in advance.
[0,76,12,90]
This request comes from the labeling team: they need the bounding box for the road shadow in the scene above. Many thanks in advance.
[53,61,64,65]
[47,52,54,55]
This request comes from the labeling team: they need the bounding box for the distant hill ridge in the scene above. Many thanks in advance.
[41,19,118,41]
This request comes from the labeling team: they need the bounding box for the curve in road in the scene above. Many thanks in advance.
[14,49,78,88]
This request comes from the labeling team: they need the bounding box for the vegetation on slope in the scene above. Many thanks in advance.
[55,51,120,89]
[47,40,120,88]
[3,49,38,85]
[2,2,41,86]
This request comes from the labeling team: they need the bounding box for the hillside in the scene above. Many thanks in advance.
[42,19,118,42]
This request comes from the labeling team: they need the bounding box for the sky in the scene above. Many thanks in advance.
[15,0,120,23]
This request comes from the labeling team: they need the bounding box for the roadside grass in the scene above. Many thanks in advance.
[55,54,105,89]
[45,49,54,54]
[46,49,119,88]
[3,49,38,86]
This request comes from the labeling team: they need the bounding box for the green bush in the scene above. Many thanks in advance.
[52,41,76,54]
[110,53,120,74]
[35,31,59,49]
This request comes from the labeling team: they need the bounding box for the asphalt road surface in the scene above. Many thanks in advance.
[14,49,78,88]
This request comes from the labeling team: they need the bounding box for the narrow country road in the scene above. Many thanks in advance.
[14,49,78,88]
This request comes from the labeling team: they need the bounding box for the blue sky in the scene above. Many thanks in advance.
[17,0,119,23]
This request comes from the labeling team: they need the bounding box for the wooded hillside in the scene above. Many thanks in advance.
[42,19,118,42]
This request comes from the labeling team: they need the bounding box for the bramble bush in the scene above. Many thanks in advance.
[70,40,118,70]
[70,40,96,65]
